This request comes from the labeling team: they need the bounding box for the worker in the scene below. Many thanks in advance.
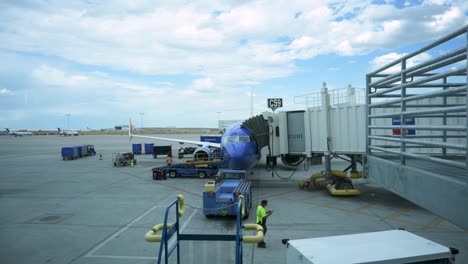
[256,199,272,248]
[166,154,172,166]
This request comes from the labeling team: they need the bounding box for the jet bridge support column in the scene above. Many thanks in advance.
[321,84,332,177]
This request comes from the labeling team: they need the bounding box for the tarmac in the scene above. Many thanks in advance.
[0,134,467,264]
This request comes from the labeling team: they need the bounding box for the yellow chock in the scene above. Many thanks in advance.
[99,152,103,160]
[130,160,134,167]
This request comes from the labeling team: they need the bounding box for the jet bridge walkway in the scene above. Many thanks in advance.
[366,25,467,230]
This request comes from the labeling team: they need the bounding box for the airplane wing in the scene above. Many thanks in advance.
[129,119,221,148]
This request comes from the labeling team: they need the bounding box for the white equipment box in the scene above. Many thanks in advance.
[286,230,454,264]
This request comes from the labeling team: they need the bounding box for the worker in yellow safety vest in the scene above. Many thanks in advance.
[256,199,272,248]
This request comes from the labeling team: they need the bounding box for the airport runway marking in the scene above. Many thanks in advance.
[84,201,197,260]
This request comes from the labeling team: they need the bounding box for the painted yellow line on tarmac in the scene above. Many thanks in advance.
[385,208,413,221]
[425,217,445,228]
[353,205,371,213]
[323,199,342,208]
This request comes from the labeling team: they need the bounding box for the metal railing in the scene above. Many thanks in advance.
[294,84,365,108]
[366,25,467,180]
[147,195,251,264]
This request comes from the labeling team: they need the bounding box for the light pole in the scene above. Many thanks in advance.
[250,87,254,117]
[65,114,71,130]
[216,112,222,129]
[139,113,144,132]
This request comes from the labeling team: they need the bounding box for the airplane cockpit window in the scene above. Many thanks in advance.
[224,136,251,143]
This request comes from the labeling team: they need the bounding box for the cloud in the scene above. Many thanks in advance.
[1,0,465,85]
[369,52,433,72]
[0,1,466,128]
[23,64,257,127]
[370,52,405,71]
[191,77,215,92]
[0,88,14,96]
[32,65,89,88]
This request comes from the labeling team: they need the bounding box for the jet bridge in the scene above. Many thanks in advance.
[366,25,467,229]
[261,85,366,195]
[263,84,367,169]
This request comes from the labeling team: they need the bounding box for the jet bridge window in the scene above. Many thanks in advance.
[224,136,251,143]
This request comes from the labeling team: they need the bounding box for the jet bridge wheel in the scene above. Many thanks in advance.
[335,181,354,190]
[332,177,354,190]
[327,176,360,196]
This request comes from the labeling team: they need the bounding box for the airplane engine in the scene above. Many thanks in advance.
[192,146,213,161]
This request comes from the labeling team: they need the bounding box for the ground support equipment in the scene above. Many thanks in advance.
[112,152,137,167]
[183,158,223,169]
[152,163,219,179]
[203,170,252,218]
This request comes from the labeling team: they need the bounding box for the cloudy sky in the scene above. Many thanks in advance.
[0,0,466,130]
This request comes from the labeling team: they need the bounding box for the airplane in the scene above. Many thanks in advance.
[5,128,33,137]
[129,119,260,170]
[57,128,80,136]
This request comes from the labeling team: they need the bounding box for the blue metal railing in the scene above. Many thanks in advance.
[155,197,245,264]
[157,198,181,264]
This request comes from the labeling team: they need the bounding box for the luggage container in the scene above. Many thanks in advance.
[132,143,142,154]
[74,145,84,158]
[61,146,79,160]
[153,145,172,158]
[144,143,154,154]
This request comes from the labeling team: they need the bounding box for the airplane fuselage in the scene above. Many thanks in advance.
[219,122,259,170]
[5,129,33,137]
[58,128,79,136]
[128,119,260,170]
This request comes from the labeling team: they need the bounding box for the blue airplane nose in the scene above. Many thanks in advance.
[222,142,258,170]
[219,122,259,170]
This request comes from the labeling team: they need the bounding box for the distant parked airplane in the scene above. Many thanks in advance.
[57,128,79,136]
[5,128,33,137]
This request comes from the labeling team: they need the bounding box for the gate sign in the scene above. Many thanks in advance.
[267,98,283,111]
[392,117,416,135]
